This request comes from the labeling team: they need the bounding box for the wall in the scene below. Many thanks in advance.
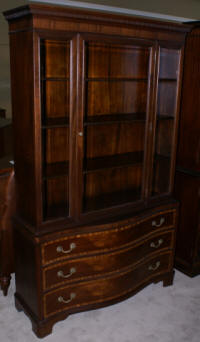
[0,0,27,118]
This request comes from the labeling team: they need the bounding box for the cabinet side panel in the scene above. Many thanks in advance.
[174,171,199,265]
[14,228,40,318]
[177,30,200,171]
[9,30,41,225]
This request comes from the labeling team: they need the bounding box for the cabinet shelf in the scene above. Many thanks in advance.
[84,113,146,125]
[158,78,177,82]
[41,77,69,81]
[42,117,69,128]
[43,161,69,179]
[85,78,148,82]
[84,152,144,173]
[157,115,174,120]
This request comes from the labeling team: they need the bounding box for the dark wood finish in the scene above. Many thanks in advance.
[4,3,188,337]
[0,118,13,159]
[174,24,200,276]
[0,166,15,295]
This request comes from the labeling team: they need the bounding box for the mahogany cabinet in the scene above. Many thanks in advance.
[174,23,200,276]
[4,4,189,337]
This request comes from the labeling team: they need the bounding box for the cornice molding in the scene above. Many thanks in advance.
[30,0,196,22]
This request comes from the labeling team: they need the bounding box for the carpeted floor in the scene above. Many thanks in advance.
[0,270,200,341]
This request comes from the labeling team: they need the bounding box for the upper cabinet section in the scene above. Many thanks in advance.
[4,4,189,230]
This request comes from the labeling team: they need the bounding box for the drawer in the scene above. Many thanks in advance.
[43,251,172,318]
[41,209,176,265]
[43,230,174,291]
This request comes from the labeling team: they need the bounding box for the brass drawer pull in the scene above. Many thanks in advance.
[152,217,165,228]
[56,242,76,254]
[148,261,161,271]
[150,239,163,249]
[58,292,76,304]
[57,267,76,279]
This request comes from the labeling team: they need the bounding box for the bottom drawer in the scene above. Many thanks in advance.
[44,251,172,318]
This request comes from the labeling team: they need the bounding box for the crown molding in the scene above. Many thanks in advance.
[30,0,196,22]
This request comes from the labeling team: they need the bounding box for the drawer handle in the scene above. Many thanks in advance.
[57,267,76,279]
[56,242,76,254]
[152,217,165,228]
[150,239,163,249]
[148,261,161,271]
[58,293,76,304]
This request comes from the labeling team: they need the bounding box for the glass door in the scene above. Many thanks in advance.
[40,39,70,220]
[82,39,153,212]
[151,46,182,196]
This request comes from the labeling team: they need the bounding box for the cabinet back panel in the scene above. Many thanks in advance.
[44,175,69,219]
[83,165,142,211]
[85,122,145,159]
[41,40,70,78]
[86,81,147,116]
[86,42,149,79]
[44,81,69,120]
[45,127,69,164]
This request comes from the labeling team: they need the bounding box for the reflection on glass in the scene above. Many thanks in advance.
[152,47,181,196]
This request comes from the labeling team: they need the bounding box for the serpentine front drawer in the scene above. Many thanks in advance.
[43,251,172,318]
[41,209,176,266]
[43,230,174,291]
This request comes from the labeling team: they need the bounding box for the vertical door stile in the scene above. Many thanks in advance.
[33,31,43,226]
[168,45,184,194]
[147,42,160,198]
[143,42,159,200]
[71,34,85,219]
[69,35,77,218]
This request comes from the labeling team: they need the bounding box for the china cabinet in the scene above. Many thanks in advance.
[4,4,189,337]
[175,22,200,276]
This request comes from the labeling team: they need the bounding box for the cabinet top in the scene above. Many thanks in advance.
[4,3,190,33]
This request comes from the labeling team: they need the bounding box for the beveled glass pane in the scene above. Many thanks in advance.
[82,40,151,212]
[151,47,181,196]
[40,39,70,220]
[43,176,69,219]
[159,48,180,79]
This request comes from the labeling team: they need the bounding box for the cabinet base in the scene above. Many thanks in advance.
[15,271,174,338]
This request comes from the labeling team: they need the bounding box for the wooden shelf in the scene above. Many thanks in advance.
[43,203,69,220]
[84,188,141,212]
[158,78,177,82]
[84,113,146,125]
[157,115,174,120]
[85,77,148,82]
[84,152,144,173]
[42,117,69,128]
[41,77,69,81]
[43,161,69,179]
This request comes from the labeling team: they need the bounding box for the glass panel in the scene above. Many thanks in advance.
[40,39,70,220]
[152,48,181,196]
[83,41,151,212]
